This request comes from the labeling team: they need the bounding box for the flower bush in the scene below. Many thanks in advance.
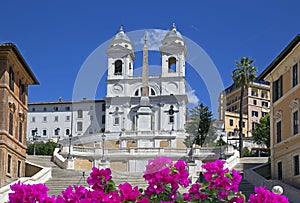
[8,157,290,203]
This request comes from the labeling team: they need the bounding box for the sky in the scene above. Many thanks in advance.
[1,0,300,117]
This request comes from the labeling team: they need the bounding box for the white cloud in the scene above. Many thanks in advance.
[186,89,199,105]
[139,29,168,50]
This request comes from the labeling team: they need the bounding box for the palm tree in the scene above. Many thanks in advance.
[232,57,257,158]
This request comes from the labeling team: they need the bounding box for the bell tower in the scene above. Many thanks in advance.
[106,26,135,80]
[159,23,186,77]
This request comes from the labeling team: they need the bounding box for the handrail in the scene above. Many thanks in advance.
[0,162,51,203]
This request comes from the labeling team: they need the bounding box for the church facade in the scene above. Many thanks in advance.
[104,25,188,150]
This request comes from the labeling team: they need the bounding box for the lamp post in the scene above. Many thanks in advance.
[222,128,228,154]
[101,128,106,162]
[67,133,72,159]
[234,127,239,149]
[33,128,38,156]
[219,132,224,159]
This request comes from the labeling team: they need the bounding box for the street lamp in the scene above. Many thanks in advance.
[101,128,106,162]
[67,133,72,159]
[32,128,38,156]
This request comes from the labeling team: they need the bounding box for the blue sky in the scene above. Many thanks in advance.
[1,1,300,117]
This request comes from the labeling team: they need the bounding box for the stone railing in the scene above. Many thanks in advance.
[69,146,223,158]
[0,162,51,203]
[244,163,300,203]
[53,148,74,169]
[224,150,240,170]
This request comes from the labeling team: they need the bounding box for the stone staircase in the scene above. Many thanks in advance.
[233,157,268,200]
[46,168,90,196]
[26,155,268,199]
[112,171,148,189]
[27,155,90,196]
[27,155,59,168]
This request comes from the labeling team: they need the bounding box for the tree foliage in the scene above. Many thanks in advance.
[185,103,213,147]
[232,57,257,157]
[27,141,57,155]
[252,113,270,148]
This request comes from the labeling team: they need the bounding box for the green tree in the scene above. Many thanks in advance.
[185,103,213,147]
[27,141,57,155]
[232,57,257,157]
[252,113,270,148]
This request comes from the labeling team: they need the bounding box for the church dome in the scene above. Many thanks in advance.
[162,23,184,45]
[109,26,132,48]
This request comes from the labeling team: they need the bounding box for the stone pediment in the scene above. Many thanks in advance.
[159,42,186,55]
[106,45,135,58]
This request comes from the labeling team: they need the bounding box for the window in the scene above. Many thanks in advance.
[31,129,36,136]
[151,88,156,96]
[229,119,233,126]
[293,63,298,87]
[253,100,257,105]
[168,57,176,72]
[54,128,59,136]
[102,103,106,111]
[102,115,105,124]
[262,112,268,117]
[261,92,267,98]
[43,129,47,136]
[242,121,245,128]
[278,161,282,180]
[32,108,35,112]
[66,129,70,135]
[31,117,35,123]
[294,155,299,176]
[251,90,257,96]
[134,89,139,96]
[114,117,120,125]
[77,110,83,118]
[262,101,268,107]
[252,122,258,130]
[17,160,21,178]
[7,154,12,174]
[77,122,83,132]
[19,80,25,103]
[54,107,59,111]
[9,67,14,91]
[252,111,258,117]
[90,105,93,110]
[9,112,13,135]
[43,107,47,111]
[114,60,122,75]
[293,111,299,135]
[43,116,47,122]
[276,121,282,143]
[66,116,70,121]
[90,115,93,121]
[54,116,59,122]
[65,106,70,111]
[18,122,22,143]
[273,76,283,102]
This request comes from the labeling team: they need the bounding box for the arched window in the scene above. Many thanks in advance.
[134,89,139,96]
[114,60,122,75]
[150,88,156,96]
[66,129,70,135]
[168,57,176,72]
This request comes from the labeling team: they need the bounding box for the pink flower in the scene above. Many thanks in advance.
[118,182,141,201]
[144,156,173,175]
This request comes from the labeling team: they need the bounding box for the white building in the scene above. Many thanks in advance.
[27,98,105,141]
